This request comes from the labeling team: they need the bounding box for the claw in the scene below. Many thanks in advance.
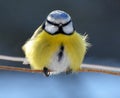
[43,67,50,77]
[66,68,72,75]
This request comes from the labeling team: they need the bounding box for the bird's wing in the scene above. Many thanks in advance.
[30,25,43,40]
[22,24,43,52]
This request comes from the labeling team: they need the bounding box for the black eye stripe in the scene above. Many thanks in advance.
[47,20,58,26]
[46,20,71,27]
[42,19,74,35]
[62,20,71,26]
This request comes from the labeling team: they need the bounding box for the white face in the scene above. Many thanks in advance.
[43,10,74,35]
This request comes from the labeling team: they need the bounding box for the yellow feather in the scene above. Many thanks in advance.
[22,30,88,72]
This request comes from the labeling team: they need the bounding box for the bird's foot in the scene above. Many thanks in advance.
[66,68,72,75]
[43,67,50,77]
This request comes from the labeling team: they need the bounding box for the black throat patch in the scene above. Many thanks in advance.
[58,45,64,62]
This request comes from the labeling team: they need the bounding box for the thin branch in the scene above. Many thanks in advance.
[0,55,25,62]
[0,65,43,73]
[0,55,28,64]
[0,55,120,76]
[0,64,120,76]
[81,64,120,76]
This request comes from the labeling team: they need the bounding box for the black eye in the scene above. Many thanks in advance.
[44,22,59,34]
[62,22,74,34]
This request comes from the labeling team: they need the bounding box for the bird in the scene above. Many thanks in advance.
[22,10,89,76]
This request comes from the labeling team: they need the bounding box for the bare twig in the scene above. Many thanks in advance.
[81,64,120,76]
[0,55,25,62]
[0,55,120,76]
[0,65,43,73]
[0,55,29,64]
[0,64,120,76]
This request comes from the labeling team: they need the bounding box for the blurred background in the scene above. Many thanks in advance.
[0,0,120,98]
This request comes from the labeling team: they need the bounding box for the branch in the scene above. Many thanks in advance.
[0,65,43,73]
[0,64,120,76]
[0,55,25,62]
[0,55,120,76]
[0,55,28,64]
[81,64,120,75]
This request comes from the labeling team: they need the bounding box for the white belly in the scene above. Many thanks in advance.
[48,50,70,75]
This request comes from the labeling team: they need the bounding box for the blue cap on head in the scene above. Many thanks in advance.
[47,10,71,24]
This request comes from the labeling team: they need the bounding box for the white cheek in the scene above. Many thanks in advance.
[45,22,58,34]
[62,22,74,34]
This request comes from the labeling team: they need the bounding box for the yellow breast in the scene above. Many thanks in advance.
[23,30,87,72]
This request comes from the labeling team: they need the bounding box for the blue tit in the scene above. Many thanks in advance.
[22,10,89,76]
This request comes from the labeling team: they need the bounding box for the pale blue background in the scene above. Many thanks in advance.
[0,68,120,98]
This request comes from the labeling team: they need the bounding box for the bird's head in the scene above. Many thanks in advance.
[42,10,75,35]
